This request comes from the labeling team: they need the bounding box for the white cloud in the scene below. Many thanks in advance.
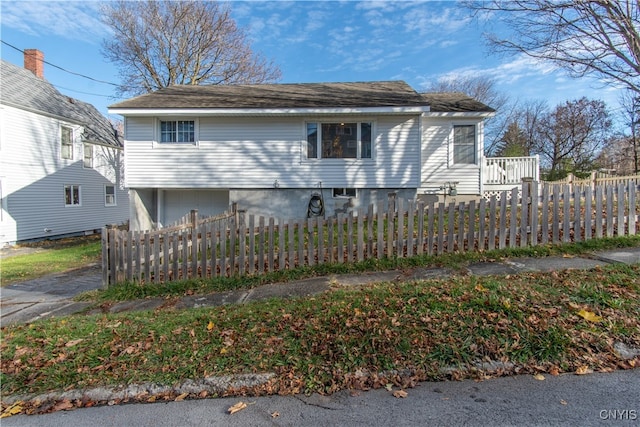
[0,1,110,42]
[403,6,471,36]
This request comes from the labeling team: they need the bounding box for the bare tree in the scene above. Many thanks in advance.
[423,75,512,155]
[101,0,281,96]
[600,90,640,173]
[465,0,640,94]
[619,89,640,173]
[533,98,612,179]
[497,99,548,157]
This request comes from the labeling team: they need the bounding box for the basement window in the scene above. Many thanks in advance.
[333,188,357,198]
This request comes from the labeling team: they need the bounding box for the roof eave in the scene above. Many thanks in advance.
[107,106,431,116]
[423,111,496,118]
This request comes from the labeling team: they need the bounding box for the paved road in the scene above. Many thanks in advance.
[2,369,638,426]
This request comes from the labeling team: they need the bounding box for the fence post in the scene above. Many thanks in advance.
[101,226,110,288]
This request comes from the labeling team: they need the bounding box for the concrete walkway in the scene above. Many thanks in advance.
[2,247,639,326]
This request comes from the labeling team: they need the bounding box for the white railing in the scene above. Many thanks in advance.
[484,155,539,185]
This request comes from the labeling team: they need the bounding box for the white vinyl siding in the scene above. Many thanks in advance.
[124,115,421,189]
[420,117,484,195]
[0,105,129,244]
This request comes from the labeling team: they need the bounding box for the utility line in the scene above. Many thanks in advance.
[51,83,118,98]
[1,39,120,87]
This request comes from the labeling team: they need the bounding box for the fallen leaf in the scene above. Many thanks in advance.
[175,393,188,402]
[52,399,74,412]
[220,348,228,355]
[228,401,248,415]
[271,412,280,418]
[393,390,408,398]
[577,309,602,323]
[562,253,574,258]
[0,402,23,418]
[568,302,581,310]
[207,321,215,331]
[549,366,560,376]
[560,400,568,405]
[575,366,593,375]
[385,383,393,392]
[65,339,84,347]
[533,374,545,381]
[475,284,489,292]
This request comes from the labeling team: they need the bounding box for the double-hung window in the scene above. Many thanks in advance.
[83,143,93,168]
[453,125,476,165]
[105,185,116,206]
[160,120,195,144]
[307,122,372,159]
[61,126,73,159]
[64,185,80,206]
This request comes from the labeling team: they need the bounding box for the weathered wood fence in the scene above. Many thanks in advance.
[547,172,640,190]
[102,182,639,286]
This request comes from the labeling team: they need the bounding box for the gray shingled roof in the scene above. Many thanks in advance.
[109,81,429,110]
[0,60,122,148]
[109,81,494,113]
[420,92,495,113]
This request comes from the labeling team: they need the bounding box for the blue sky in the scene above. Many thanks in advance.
[0,0,623,123]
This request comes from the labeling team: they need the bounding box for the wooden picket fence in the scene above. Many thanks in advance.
[547,172,640,190]
[102,181,639,287]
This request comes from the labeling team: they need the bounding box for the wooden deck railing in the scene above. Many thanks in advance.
[484,155,539,185]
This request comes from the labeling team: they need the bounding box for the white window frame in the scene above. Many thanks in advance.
[64,184,81,207]
[333,188,357,198]
[61,125,73,160]
[155,118,198,146]
[105,185,116,206]
[83,143,93,168]
[305,121,374,160]
[450,123,478,166]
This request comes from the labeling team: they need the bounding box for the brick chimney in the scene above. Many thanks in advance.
[24,49,44,78]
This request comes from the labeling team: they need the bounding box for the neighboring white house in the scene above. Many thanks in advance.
[0,51,129,245]
[108,81,495,231]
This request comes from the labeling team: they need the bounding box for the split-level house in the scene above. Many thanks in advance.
[109,81,506,231]
[0,50,129,245]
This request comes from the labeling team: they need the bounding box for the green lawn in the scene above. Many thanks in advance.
[1,236,101,285]
[1,236,639,416]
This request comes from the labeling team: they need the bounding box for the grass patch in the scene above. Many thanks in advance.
[1,236,101,285]
[2,263,639,400]
[94,235,640,303]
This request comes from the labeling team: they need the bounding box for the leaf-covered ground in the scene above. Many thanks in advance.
[2,263,639,416]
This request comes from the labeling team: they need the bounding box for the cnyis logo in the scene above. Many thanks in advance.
[599,409,637,420]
